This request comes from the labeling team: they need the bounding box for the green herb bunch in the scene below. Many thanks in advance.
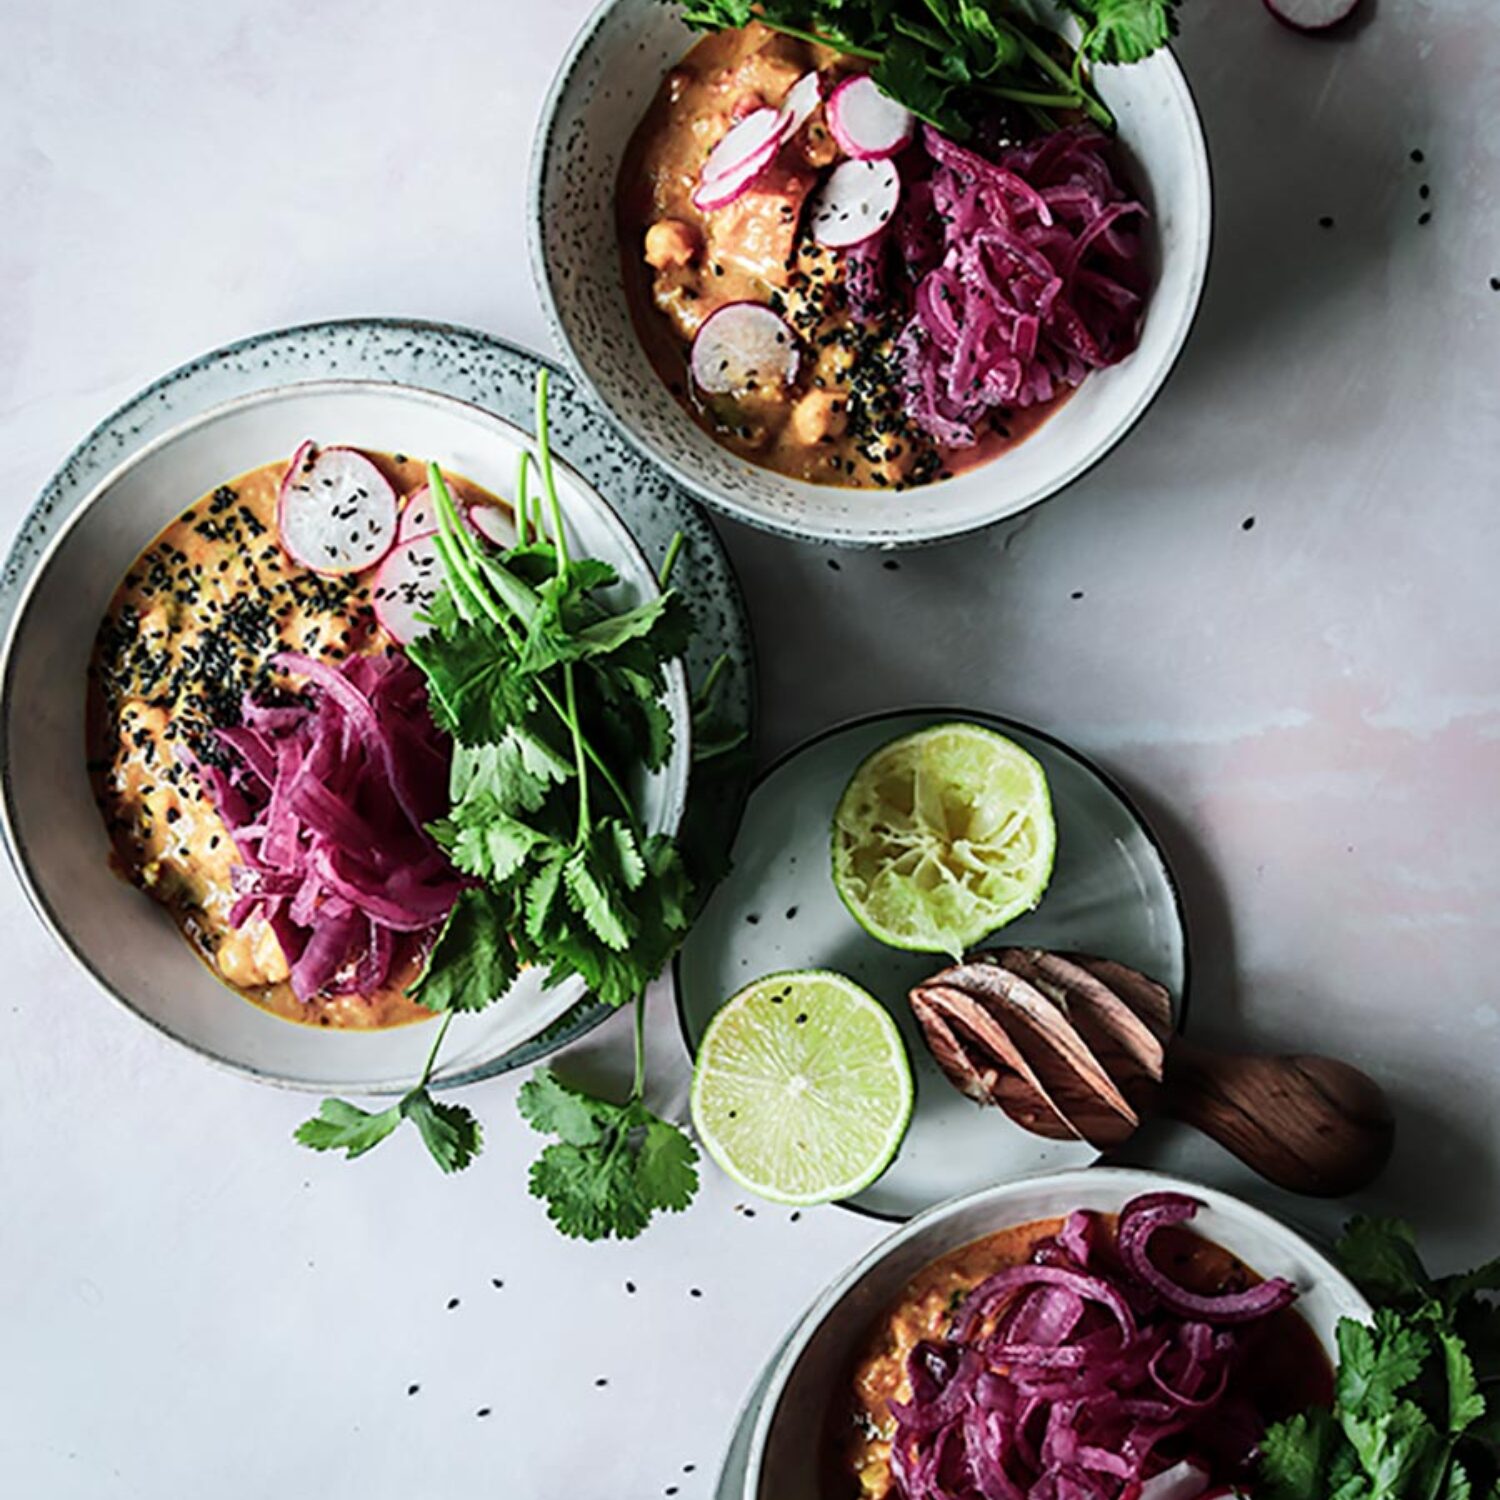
[296,372,707,1239]
[677,0,1184,137]
[1260,1218,1500,1500]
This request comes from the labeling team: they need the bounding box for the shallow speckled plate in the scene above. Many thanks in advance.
[676,710,1188,1220]
[0,318,755,1088]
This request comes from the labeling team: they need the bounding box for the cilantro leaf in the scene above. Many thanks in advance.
[1258,1220,1500,1500]
[1261,1407,1338,1500]
[407,617,538,744]
[294,1098,402,1159]
[517,1070,606,1146]
[1337,1310,1432,1418]
[1066,0,1179,63]
[520,1070,699,1241]
[632,1106,700,1214]
[408,887,519,1013]
[1442,1329,1487,1435]
[1341,1400,1444,1498]
[1442,1258,1500,1307]
[1340,1217,1433,1305]
[400,1089,483,1174]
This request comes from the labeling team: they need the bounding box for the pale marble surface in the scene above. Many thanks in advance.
[2,0,1498,1494]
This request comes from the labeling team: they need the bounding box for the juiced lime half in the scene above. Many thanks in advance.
[831,722,1056,956]
[690,971,914,1207]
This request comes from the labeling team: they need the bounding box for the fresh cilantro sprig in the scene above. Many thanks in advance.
[294,1011,482,1173]
[294,372,704,1236]
[1258,1218,1500,1500]
[676,1,1184,136]
[517,1000,699,1241]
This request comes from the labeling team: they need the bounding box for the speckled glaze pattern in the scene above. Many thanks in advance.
[530,0,1212,548]
[0,318,757,1083]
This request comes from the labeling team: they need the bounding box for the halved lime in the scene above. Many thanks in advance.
[831,722,1056,956]
[690,971,914,1207]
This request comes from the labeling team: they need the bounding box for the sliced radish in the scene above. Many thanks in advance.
[827,74,914,160]
[702,106,787,184]
[278,443,399,576]
[690,302,800,397]
[397,484,437,541]
[778,70,823,138]
[693,139,782,211]
[1137,1461,1211,1500]
[370,533,443,645]
[808,157,901,249]
[1263,0,1362,29]
[467,502,517,549]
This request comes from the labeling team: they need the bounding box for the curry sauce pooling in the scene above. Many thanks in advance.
[87,452,500,1030]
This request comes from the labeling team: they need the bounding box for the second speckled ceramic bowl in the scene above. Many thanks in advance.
[530,0,1212,548]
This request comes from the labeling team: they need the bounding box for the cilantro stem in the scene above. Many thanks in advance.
[565,665,590,843]
[515,450,532,547]
[631,990,647,1102]
[418,1010,455,1089]
[535,369,570,578]
[658,530,685,589]
[977,82,1086,109]
[1002,21,1114,129]
[693,651,729,711]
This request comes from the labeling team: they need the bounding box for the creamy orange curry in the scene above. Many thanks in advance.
[833,1215,1332,1499]
[87,453,501,1030]
[617,24,1063,490]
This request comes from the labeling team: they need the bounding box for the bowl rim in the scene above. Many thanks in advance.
[528,0,1216,550]
[0,375,692,1092]
[741,1164,1373,1500]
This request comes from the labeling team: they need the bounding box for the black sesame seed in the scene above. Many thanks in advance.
[446,1297,460,1310]
[1318,216,1334,229]
[1242,516,1256,531]
[1418,211,1432,225]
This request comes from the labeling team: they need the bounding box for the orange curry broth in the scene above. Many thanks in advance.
[86,451,506,1031]
[616,22,1064,492]
[831,1215,1334,1499]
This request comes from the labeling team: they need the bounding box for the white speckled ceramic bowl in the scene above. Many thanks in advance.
[531,0,1212,548]
[0,380,691,1092]
[742,1168,1371,1500]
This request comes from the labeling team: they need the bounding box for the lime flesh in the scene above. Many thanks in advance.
[831,722,1056,956]
[690,971,914,1207]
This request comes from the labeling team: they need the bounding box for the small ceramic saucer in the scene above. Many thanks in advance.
[675,709,1189,1221]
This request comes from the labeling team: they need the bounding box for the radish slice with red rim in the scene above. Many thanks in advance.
[278,442,398,576]
[702,106,787,184]
[808,157,902,249]
[692,141,782,211]
[690,302,799,397]
[397,484,436,541]
[777,70,822,138]
[1263,0,1362,29]
[370,532,444,645]
[827,74,914,160]
[467,503,517,549]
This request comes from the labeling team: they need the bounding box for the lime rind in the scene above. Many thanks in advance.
[830,722,1057,957]
[690,970,914,1207]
